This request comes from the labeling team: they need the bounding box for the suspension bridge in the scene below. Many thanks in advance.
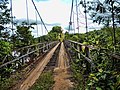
[0,0,120,90]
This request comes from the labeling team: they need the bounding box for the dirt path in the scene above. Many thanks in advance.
[53,42,73,90]
[19,43,60,90]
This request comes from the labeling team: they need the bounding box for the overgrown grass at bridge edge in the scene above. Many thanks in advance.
[29,71,54,90]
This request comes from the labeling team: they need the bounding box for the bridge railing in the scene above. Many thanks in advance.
[111,54,120,71]
[0,41,58,70]
[65,40,120,73]
[65,40,95,74]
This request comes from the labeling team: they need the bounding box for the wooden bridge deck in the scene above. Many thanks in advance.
[19,43,60,90]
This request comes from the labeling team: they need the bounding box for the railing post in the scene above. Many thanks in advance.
[38,44,40,55]
[75,43,78,58]
[48,43,50,49]
[20,49,25,66]
[69,41,71,47]
[18,60,21,69]
[74,43,77,49]
[39,43,43,55]
[79,45,82,65]
[112,56,115,70]
[22,57,25,65]
[43,43,45,52]
[49,43,51,49]
[80,45,82,52]
[85,46,91,74]
[45,43,47,52]
[77,44,80,59]
[47,43,49,51]
[71,42,73,48]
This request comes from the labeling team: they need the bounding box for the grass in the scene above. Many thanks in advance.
[30,71,54,90]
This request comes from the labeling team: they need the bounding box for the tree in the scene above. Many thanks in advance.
[51,26,62,33]
[85,0,120,26]
[0,41,12,64]
[0,0,12,63]
[0,0,11,40]
[48,26,63,41]
[0,0,11,25]
[81,0,120,47]
[16,25,34,47]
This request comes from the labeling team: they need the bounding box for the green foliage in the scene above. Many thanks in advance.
[71,59,86,90]
[0,0,13,65]
[0,76,15,90]
[0,0,11,40]
[0,40,12,62]
[48,32,59,41]
[15,25,34,47]
[51,26,62,33]
[0,40,12,56]
[67,27,120,90]
[87,70,120,90]
[0,1,15,89]
[65,33,83,42]
[71,47,120,90]
[86,0,120,26]
[38,35,49,42]
[65,27,120,52]
[71,35,79,42]
[30,71,54,90]
[38,26,64,42]
[0,0,10,25]
[48,26,64,42]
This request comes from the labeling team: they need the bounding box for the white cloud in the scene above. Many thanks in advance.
[34,0,50,2]
[11,0,103,36]
[12,0,71,31]
[35,0,71,26]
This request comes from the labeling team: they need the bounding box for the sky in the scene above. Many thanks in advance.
[11,0,103,37]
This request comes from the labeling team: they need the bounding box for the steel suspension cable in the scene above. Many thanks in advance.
[76,0,79,33]
[69,0,74,32]
[35,10,38,36]
[26,0,29,25]
[83,0,88,42]
[41,23,43,36]
[10,0,13,34]
[31,0,48,33]
[10,0,15,48]
[73,11,75,34]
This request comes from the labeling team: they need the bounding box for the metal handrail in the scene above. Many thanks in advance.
[0,41,58,68]
[68,40,95,49]
[71,45,94,65]
[67,40,120,71]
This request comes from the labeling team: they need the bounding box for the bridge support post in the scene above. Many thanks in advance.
[43,43,45,52]
[77,44,80,59]
[18,60,22,70]
[111,56,115,70]
[48,43,50,49]
[85,46,91,74]
[21,57,25,65]
[74,43,77,59]
[38,45,41,56]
